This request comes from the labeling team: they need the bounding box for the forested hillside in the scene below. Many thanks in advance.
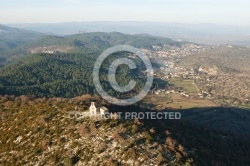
[0,25,43,67]
[0,52,149,98]
[0,25,42,52]
[0,32,181,97]
[0,32,182,67]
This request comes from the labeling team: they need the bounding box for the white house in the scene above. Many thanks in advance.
[89,102,108,116]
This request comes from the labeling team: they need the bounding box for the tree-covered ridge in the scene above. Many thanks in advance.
[29,32,181,49]
[0,52,151,98]
[0,24,43,52]
[0,24,43,67]
[0,32,183,67]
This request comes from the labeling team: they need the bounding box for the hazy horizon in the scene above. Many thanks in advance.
[1,0,250,26]
[5,21,250,28]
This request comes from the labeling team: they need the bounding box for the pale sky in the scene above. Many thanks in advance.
[0,0,250,26]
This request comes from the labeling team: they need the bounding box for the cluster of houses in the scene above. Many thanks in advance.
[153,89,190,97]
[152,87,214,100]
[141,44,210,59]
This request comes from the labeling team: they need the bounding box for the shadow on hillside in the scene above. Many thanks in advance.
[177,106,250,137]
[107,105,250,165]
[108,105,250,137]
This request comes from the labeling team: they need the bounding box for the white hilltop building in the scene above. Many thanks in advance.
[89,102,108,116]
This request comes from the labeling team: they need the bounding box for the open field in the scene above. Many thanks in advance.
[170,78,199,93]
[142,94,217,110]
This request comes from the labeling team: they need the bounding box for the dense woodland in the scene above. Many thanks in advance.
[0,52,151,98]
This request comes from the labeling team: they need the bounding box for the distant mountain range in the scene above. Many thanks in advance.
[7,22,250,46]
[0,24,43,53]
